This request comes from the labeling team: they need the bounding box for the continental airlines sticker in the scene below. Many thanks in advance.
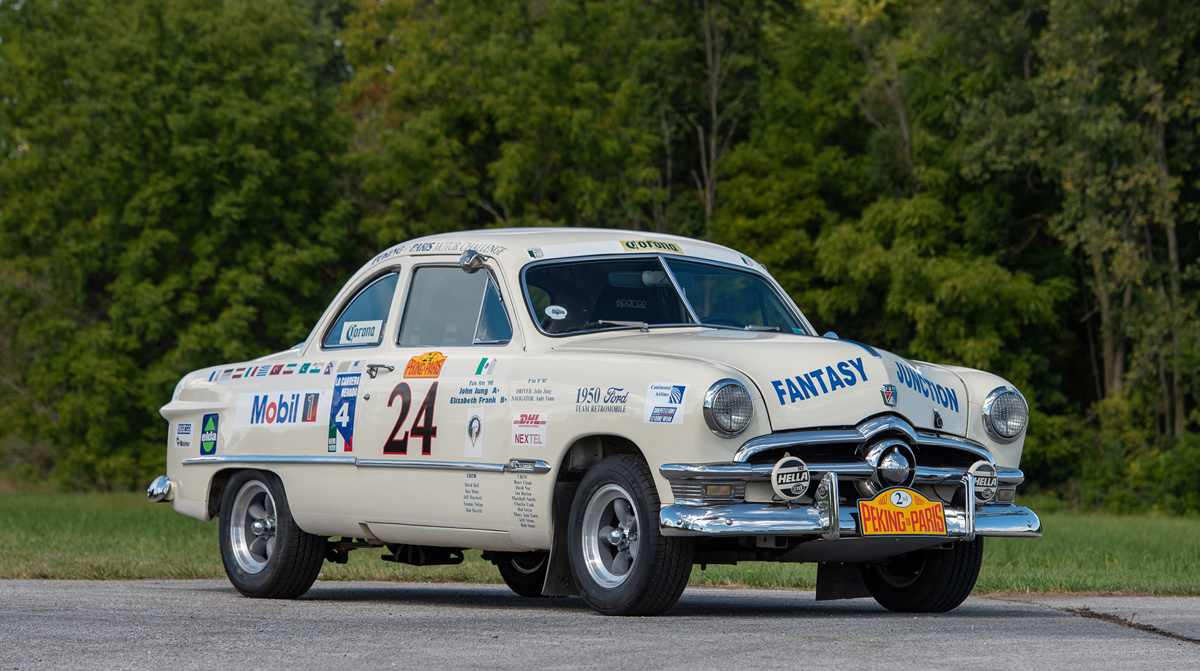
[858,487,946,536]
[620,239,682,253]
[405,352,447,378]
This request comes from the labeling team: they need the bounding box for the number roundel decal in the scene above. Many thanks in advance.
[384,382,438,455]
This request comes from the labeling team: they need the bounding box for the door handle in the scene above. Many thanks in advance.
[365,363,394,379]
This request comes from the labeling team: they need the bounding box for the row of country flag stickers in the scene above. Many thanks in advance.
[207,360,364,382]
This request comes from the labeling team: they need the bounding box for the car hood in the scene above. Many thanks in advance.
[552,329,970,436]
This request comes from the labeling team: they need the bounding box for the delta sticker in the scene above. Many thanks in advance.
[465,409,484,458]
[644,382,688,424]
[328,373,360,452]
[620,239,683,253]
[199,414,219,456]
[405,352,447,378]
[511,413,547,447]
[857,487,947,536]
[174,423,193,449]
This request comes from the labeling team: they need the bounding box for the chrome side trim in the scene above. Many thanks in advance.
[733,416,993,464]
[182,455,358,466]
[357,459,507,473]
[180,454,550,474]
[660,502,1041,539]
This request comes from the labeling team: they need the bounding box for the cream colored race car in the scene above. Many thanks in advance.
[149,228,1040,615]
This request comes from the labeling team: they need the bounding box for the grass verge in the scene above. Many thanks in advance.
[1,493,1196,594]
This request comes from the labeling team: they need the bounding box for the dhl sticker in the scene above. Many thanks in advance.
[857,487,947,536]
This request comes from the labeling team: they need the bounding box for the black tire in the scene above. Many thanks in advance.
[567,455,694,616]
[218,470,325,599]
[860,537,984,613]
[493,551,550,598]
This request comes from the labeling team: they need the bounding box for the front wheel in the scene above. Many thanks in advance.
[493,551,550,598]
[859,537,984,613]
[567,455,694,616]
[219,470,325,599]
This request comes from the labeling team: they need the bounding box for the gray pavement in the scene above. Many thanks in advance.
[1,580,1197,669]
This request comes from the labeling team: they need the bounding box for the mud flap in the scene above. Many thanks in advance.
[815,561,872,601]
[541,480,580,597]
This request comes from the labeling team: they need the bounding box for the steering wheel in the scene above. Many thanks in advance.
[701,314,746,328]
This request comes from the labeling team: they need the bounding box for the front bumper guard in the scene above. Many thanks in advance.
[660,471,1042,539]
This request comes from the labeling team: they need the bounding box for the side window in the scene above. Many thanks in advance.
[474,278,513,344]
[398,267,512,347]
[323,273,399,348]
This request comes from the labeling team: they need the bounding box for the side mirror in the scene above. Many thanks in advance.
[459,250,488,274]
[822,331,839,339]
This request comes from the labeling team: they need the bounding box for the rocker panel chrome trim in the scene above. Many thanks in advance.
[182,455,357,466]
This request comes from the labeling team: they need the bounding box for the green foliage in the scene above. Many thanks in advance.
[0,0,356,489]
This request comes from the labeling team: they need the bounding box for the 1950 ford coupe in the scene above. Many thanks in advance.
[149,228,1040,615]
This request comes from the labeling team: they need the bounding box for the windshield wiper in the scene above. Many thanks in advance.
[744,325,781,332]
[561,319,650,334]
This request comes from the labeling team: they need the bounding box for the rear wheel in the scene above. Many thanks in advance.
[219,470,325,599]
[493,551,550,598]
[567,455,694,616]
[860,537,984,613]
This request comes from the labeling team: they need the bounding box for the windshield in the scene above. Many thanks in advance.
[523,256,806,335]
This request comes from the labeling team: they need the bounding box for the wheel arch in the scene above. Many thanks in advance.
[206,467,271,520]
[541,434,648,597]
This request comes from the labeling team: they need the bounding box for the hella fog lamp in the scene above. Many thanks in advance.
[703,379,753,438]
[982,387,1028,443]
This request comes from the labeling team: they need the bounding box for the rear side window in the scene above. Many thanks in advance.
[323,273,399,348]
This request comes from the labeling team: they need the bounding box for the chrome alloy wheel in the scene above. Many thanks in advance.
[580,483,641,588]
[229,480,277,574]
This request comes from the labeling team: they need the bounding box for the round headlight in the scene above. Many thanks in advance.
[703,379,753,438]
[982,387,1028,443]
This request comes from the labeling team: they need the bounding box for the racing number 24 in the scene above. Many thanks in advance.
[384,382,438,455]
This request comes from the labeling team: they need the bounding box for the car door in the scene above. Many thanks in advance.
[354,262,520,537]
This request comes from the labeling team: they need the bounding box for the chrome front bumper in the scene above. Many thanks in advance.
[659,418,1043,542]
[661,498,1042,538]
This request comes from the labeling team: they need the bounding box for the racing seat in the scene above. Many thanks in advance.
[592,285,668,323]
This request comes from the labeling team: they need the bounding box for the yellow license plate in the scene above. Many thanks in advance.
[857,487,947,536]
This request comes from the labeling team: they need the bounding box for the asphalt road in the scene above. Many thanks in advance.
[2,580,1197,670]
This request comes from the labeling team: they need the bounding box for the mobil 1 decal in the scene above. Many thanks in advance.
[236,391,329,427]
[329,373,360,452]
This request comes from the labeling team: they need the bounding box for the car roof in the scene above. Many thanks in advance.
[354,228,763,279]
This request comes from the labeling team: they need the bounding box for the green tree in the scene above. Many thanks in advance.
[0,0,355,489]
